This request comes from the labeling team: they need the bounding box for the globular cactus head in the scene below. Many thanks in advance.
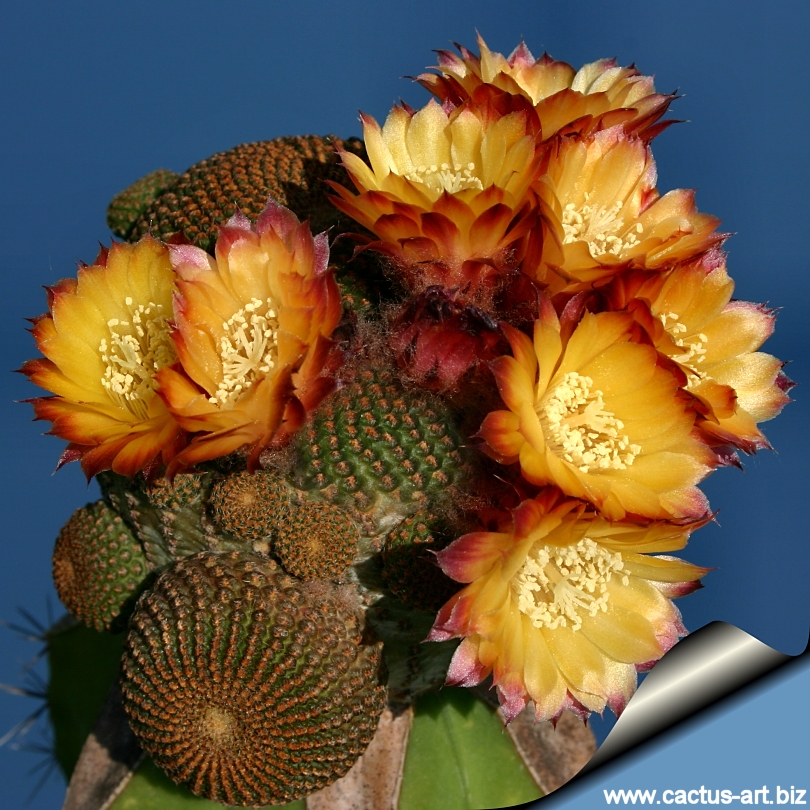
[207,469,291,548]
[120,551,385,807]
[52,501,151,632]
[106,168,178,240]
[291,366,474,535]
[381,510,458,612]
[143,471,209,512]
[273,501,359,581]
[116,135,366,252]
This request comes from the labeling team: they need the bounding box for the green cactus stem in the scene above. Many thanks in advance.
[380,510,457,612]
[98,471,224,568]
[272,501,358,581]
[124,135,365,252]
[291,366,473,536]
[107,168,179,240]
[120,551,385,807]
[52,501,151,632]
[207,470,291,550]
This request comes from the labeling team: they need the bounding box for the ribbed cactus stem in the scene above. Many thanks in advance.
[120,551,385,806]
[52,500,151,632]
[291,366,473,536]
[123,135,366,251]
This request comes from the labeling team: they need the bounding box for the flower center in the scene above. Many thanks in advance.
[659,311,709,385]
[405,162,484,194]
[561,193,644,257]
[513,537,628,631]
[211,297,280,408]
[540,371,641,473]
[99,298,175,420]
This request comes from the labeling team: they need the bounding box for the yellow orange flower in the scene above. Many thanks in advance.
[21,237,185,477]
[429,492,708,722]
[329,97,542,302]
[477,306,716,521]
[610,256,793,453]
[531,127,723,293]
[161,201,342,470]
[418,35,674,141]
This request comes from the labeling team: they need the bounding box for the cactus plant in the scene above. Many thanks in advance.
[16,33,793,810]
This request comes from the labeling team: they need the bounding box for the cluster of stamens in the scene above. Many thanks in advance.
[99,298,175,419]
[561,194,644,257]
[659,312,709,386]
[212,297,280,407]
[513,537,629,631]
[540,372,641,472]
[405,161,484,194]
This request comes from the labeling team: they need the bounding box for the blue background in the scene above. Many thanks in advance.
[0,1,807,807]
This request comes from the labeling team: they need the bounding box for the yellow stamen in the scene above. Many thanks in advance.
[99,301,175,420]
[211,297,280,408]
[540,372,641,472]
[561,193,643,257]
[513,537,629,631]
[659,312,710,386]
[405,161,484,193]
